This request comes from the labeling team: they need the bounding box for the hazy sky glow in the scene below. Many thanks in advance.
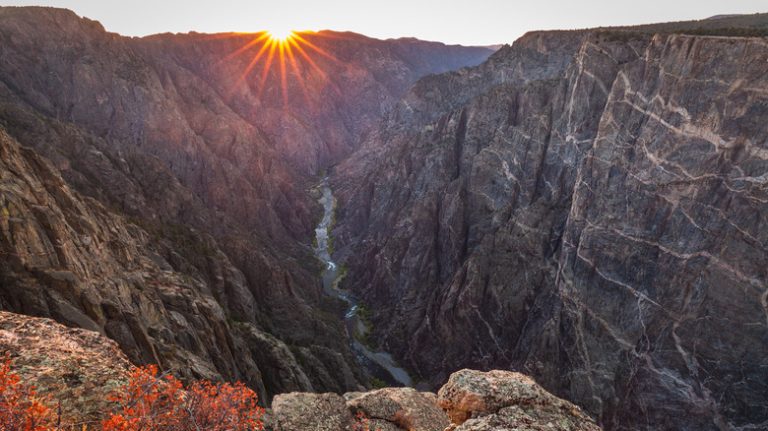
[3,0,767,45]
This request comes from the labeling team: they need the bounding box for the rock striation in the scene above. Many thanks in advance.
[334,26,768,430]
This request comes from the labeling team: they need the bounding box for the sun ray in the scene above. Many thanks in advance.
[284,40,312,105]
[257,39,279,97]
[290,33,339,63]
[220,32,270,64]
[278,40,288,106]
[286,37,327,79]
[236,38,273,85]
[298,30,354,41]
[286,36,342,97]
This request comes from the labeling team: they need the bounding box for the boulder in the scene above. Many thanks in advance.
[347,387,450,431]
[272,392,352,431]
[438,369,601,430]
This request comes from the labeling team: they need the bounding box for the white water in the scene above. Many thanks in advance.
[313,177,413,387]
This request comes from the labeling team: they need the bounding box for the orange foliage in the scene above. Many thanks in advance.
[0,356,54,431]
[102,365,264,431]
[0,358,264,431]
[352,411,381,431]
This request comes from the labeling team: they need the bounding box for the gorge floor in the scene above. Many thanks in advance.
[313,177,413,387]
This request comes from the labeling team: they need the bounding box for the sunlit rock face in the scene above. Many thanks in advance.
[0,6,492,401]
[135,29,494,174]
[333,29,768,430]
[438,369,601,431]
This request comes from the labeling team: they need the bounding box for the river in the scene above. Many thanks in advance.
[314,177,413,387]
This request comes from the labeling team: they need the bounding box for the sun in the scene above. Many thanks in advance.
[267,27,294,42]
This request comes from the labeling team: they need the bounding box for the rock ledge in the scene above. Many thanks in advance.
[269,369,600,430]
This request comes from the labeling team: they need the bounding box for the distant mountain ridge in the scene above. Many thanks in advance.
[600,11,768,36]
[705,14,747,20]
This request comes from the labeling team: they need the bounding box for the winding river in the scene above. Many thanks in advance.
[314,177,413,387]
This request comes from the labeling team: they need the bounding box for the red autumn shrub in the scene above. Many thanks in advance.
[102,365,264,431]
[0,356,54,431]
[181,380,263,431]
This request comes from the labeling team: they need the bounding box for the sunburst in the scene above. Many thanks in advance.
[222,28,339,107]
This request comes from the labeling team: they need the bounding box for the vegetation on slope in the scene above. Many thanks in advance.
[0,358,265,431]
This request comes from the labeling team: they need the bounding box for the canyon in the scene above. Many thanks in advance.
[1,6,767,431]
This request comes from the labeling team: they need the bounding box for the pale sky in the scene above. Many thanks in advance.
[2,0,766,45]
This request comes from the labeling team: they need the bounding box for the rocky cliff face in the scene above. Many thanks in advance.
[0,126,333,402]
[0,6,492,401]
[334,30,768,430]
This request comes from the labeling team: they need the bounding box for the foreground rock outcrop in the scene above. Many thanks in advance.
[271,388,450,431]
[270,369,596,431]
[1,315,594,431]
[438,369,600,431]
[346,388,449,431]
[0,311,131,425]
